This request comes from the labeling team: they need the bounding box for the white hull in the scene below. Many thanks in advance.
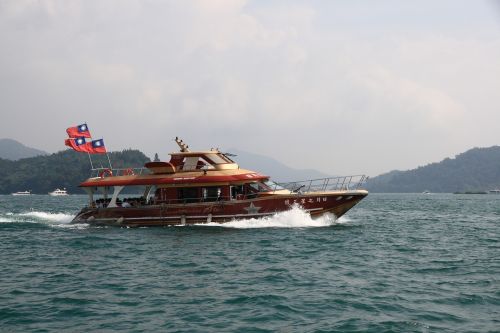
[48,188,68,196]
[12,191,31,196]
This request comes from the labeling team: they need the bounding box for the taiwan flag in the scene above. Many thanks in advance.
[66,123,91,138]
[88,139,107,154]
[65,137,91,153]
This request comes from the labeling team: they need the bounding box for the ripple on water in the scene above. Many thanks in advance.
[0,194,498,332]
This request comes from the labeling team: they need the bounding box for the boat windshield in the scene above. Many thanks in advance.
[207,153,232,164]
[263,180,285,191]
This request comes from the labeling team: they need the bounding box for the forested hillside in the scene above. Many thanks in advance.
[4,143,500,194]
[366,146,500,193]
[0,149,150,194]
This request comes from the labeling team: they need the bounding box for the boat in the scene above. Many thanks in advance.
[49,188,69,196]
[72,138,368,226]
[422,190,431,194]
[12,190,31,196]
[489,189,500,194]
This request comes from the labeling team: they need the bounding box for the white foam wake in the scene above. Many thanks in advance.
[199,205,351,229]
[2,207,352,229]
[0,216,15,223]
[18,211,74,224]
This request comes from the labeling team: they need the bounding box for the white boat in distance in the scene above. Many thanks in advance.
[12,190,32,196]
[48,188,68,196]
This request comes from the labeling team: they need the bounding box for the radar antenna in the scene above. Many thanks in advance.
[175,137,190,152]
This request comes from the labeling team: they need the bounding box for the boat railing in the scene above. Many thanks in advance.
[276,175,368,193]
[93,196,233,208]
[90,167,150,178]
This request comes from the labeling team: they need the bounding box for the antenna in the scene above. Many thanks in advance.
[175,137,190,152]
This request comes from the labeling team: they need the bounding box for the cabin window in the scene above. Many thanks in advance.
[248,183,260,192]
[202,187,221,202]
[177,187,200,203]
[182,157,199,171]
[263,180,285,191]
[196,159,208,169]
[231,185,245,199]
[249,182,272,192]
[246,183,262,199]
[155,188,169,203]
[178,156,213,170]
[206,154,231,164]
[154,188,181,204]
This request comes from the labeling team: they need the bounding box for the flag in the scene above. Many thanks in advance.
[65,137,91,153]
[66,123,91,138]
[88,139,107,154]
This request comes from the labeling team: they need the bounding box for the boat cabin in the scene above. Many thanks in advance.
[145,149,238,175]
[80,144,288,209]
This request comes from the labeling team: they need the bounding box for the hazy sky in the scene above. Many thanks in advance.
[1,0,499,176]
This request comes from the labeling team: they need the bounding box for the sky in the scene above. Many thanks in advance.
[0,0,499,176]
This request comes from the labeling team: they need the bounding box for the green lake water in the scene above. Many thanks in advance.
[0,193,498,332]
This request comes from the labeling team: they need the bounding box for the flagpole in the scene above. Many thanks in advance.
[103,137,113,171]
[87,152,94,170]
[84,121,95,172]
[106,153,113,172]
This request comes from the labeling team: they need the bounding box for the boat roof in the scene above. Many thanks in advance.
[79,169,268,188]
[79,138,269,188]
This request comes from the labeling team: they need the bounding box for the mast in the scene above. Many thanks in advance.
[175,137,190,152]
[85,121,95,170]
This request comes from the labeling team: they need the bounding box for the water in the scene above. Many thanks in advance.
[0,194,498,332]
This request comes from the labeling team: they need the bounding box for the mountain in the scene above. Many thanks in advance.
[366,146,500,193]
[0,138,47,160]
[227,148,330,182]
[0,149,150,194]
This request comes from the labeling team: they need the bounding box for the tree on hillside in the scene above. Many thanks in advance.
[366,146,500,193]
[0,149,150,194]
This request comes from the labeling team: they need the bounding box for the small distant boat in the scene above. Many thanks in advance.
[48,188,68,196]
[12,190,31,196]
[422,190,431,194]
[489,189,500,194]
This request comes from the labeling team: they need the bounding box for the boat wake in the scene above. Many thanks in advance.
[199,205,351,229]
[0,207,352,229]
[0,211,75,224]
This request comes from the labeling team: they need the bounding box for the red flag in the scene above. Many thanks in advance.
[65,137,91,153]
[66,123,91,138]
[87,139,107,154]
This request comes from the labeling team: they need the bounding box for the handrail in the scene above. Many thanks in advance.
[92,195,233,208]
[276,175,367,193]
[90,167,150,178]
[90,164,214,176]
[88,175,368,209]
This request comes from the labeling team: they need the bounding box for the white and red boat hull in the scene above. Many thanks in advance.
[71,139,368,227]
[72,191,367,227]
